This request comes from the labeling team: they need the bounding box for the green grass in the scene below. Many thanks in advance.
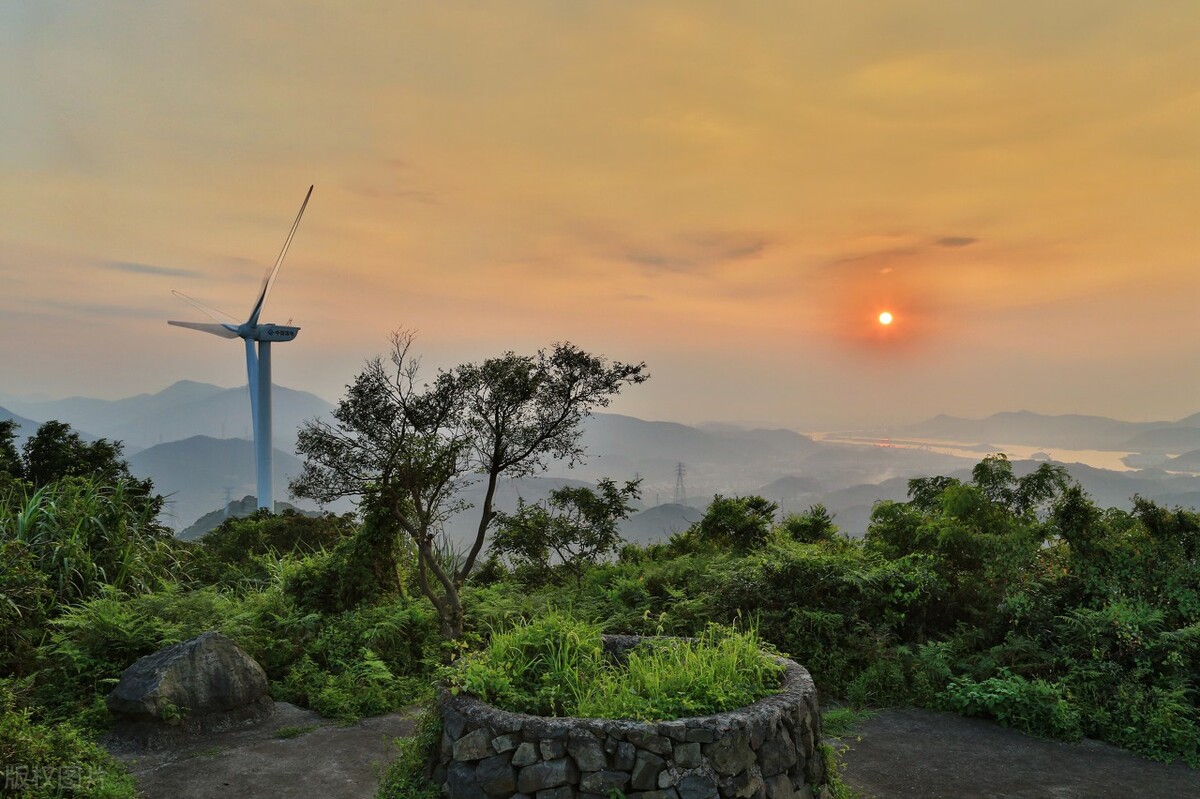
[375,709,441,799]
[274,724,319,739]
[821,706,875,738]
[821,741,859,799]
[447,611,785,721]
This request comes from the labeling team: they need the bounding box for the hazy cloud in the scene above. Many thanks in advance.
[627,251,692,272]
[102,261,202,279]
[936,236,978,248]
[626,231,770,274]
[832,248,918,267]
[688,232,769,263]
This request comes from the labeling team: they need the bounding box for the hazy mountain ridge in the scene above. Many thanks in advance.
[0,406,46,444]
[6,380,334,453]
[1120,428,1200,454]
[898,410,1198,452]
[1163,450,1200,472]
[4,381,224,437]
[7,382,1198,541]
[128,436,314,531]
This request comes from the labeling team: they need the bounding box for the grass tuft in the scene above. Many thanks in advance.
[274,724,319,739]
[447,611,784,721]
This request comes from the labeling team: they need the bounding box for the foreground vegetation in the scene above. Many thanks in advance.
[2,410,1198,796]
[448,612,784,720]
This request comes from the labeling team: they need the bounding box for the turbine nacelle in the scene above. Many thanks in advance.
[247,324,301,342]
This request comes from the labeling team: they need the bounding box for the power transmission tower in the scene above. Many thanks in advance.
[673,462,687,505]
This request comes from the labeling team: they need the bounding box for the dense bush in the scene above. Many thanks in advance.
[282,505,410,613]
[937,674,1083,740]
[194,509,358,587]
[4,446,1199,782]
[41,574,439,727]
[692,494,779,552]
[0,679,138,799]
[458,469,1199,766]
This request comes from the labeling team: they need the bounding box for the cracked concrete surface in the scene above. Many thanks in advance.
[109,702,417,799]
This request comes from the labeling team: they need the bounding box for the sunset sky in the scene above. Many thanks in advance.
[2,1,1197,430]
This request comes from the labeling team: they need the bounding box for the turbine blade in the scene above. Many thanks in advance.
[248,185,312,326]
[172,290,240,324]
[168,320,240,339]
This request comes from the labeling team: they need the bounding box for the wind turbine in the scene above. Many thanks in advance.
[168,186,312,511]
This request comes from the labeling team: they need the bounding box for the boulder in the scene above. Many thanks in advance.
[106,631,272,745]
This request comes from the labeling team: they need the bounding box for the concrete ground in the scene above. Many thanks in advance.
[110,702,417,799]
[108,703,1199,799]
[836,707,1200,799]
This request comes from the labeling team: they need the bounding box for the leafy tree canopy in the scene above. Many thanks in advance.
[2,420,160,518]
[492,478,641,584]
[695,494,779,552]
[291,331,647,638]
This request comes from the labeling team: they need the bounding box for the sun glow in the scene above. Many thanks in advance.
[878,311,893,325]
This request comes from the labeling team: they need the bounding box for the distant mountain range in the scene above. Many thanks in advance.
[896,410,1200,453]
[3,380,333,453]
[1164,450,1200,472]
[4,381,1197,538]
[127,436,316,531]
[0,406,44,445]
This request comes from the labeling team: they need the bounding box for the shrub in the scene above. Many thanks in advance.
[936,674,1083,741]
[40,577,439,725]
[781,504,839,544]
[0,541,51,675]
[0,678,139,799]
[694,495,779,552]
[273,650,425,722]
[284,509,408,613]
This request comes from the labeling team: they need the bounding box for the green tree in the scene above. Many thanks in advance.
[0,419,23,481]
[866,454,1073,631]
[290,332,647,639]
[781,503,839,543]
[492,478,641,585]
[17,421,160,516]
[695,494,779,552]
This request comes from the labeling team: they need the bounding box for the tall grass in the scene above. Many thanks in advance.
[1,477,182,605]
[448,612,784,721]
[577,623,784,720]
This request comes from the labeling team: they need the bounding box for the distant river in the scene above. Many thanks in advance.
[810,433,1139,473]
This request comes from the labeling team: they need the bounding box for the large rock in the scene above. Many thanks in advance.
[106,631,272,745]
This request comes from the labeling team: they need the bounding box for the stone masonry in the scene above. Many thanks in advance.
[436,635,829,799]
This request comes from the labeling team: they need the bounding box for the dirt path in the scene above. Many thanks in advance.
[109,702,417,799]
[836,707,1199,799]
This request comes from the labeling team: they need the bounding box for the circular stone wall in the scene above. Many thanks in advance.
[436,635,828,799]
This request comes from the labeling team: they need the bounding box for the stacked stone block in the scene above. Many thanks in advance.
[437,636,829,799]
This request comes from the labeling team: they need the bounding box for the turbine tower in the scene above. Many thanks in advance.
[168,186,312,511]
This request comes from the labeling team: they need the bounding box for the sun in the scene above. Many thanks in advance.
[878,311,893,326]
